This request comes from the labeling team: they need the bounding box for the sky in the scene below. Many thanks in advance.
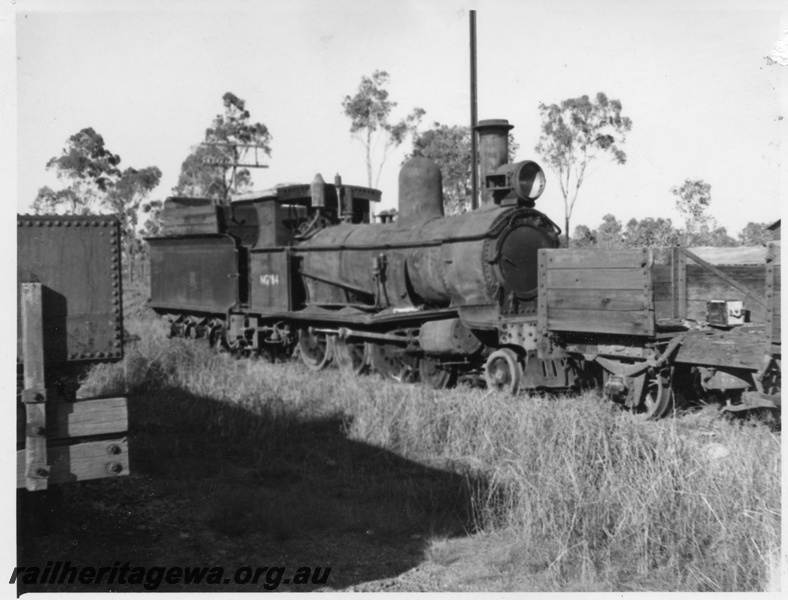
[5,0,788,237]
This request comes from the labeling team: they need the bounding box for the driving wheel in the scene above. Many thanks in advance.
[298,328,333,371]
[370,343,417,382]
[334,340,370,376]
[419,357,456,389]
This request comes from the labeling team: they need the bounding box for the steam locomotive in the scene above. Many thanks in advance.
[148,119,577,391]
[149,118,780,418]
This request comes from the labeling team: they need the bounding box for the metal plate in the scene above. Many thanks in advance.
[250,249,291,312]
[148,235,238,313]
[17,215,122,364]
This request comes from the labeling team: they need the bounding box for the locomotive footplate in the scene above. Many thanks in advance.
[283,305,458,327]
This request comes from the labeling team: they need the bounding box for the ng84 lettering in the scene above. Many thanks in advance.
[259,274,280,287]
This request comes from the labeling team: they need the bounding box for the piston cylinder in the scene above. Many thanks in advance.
[419,318,483,356]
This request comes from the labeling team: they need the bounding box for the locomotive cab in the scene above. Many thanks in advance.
[231,178,382,249]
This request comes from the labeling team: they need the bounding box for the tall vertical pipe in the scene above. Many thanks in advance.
[469,10,479,211]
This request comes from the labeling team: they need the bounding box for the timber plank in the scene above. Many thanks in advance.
[674,326,766,370]
[21,283,48,492]
[651,283,672,307]
[50,397,128,439]
[546,308,653,336]
[654,300,678,321]
[543,248,649,269]
[685,246,769,265]
[685,265,766,288]
[685,282,766,302]
[652,265,672,290]
[547,268,647,291]
[547,289,648,311]
[17,438,129,488]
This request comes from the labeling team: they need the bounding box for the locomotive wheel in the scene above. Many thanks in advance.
[419,358,456,389]
[370,343,418,382]
[484,348,523,395]
[207,322,224,349]
[639,368,675,419]
[298,329,333,371]
[169,319,184,338]
[334,340,370,376]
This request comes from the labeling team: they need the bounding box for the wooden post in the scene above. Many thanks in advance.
[644,248,655,336]
[671,247,686,320]
[537,249,548,337]
[21,283,49,492]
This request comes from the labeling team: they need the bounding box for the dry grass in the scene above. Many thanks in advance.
[81,293,781,592]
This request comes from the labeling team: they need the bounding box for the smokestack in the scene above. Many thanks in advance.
[475,119,513,207]
[398,158,444,223]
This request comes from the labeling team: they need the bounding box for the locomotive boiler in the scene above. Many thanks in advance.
[148,119,569,391]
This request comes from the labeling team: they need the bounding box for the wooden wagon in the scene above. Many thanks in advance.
[537,243,781,418]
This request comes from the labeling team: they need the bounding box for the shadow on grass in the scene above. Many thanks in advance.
[18,383,490,593]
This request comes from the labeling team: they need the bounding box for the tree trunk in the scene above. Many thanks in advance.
[365,130,373,188]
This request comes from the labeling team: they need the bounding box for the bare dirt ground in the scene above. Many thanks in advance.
[17,386,488,594]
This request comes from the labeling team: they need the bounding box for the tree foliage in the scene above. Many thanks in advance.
[105,167,162,283]
[623,217,679,247]
[141,199,165,237]
[535,92,632,245]
[342,70,425,188]
[31,127,162,282]
[174,92,272,202]
[572,212,736,249]
[738,221,774,246]
[571,224,596,247]
[671,179,711,226]
[32,127,121,215]
[669,178,736,246]
[595,213,624,248]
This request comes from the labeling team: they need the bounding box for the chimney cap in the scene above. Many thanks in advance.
[475,119,514,133]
